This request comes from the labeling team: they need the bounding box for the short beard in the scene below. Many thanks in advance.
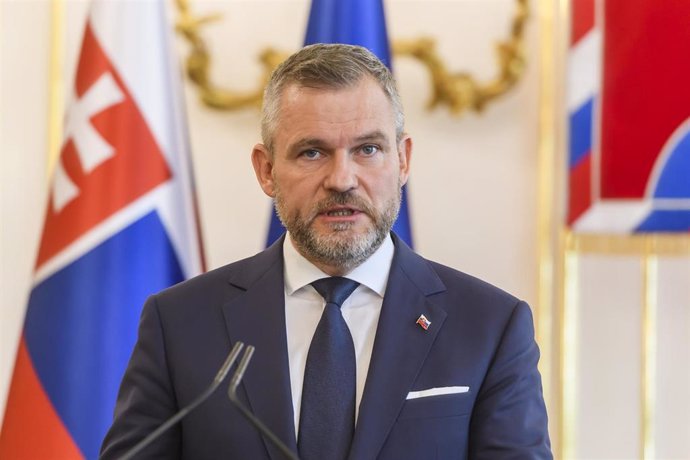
[274,186,401,273]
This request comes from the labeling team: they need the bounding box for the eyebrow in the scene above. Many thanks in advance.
[289,131,391,152]
[290,138,327,152]
[354,130,388,144]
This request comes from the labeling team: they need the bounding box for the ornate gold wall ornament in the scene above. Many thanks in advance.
[393,0,528,114]
[174,0,528,114]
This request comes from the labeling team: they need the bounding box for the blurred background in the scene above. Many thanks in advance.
[1,0,688,458]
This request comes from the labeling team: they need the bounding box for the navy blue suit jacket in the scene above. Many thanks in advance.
[101,234,551,459]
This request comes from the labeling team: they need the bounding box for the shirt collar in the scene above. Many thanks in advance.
[283,232,394,298]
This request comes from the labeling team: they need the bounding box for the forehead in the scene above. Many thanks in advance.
[273,77,396,147]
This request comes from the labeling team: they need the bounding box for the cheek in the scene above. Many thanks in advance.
[275,177,317,208]
[364,171,400,199]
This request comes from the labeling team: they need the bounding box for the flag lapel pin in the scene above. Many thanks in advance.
[416,314,431,331]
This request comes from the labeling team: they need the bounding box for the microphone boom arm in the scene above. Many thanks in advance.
[227,346,300,460]
[120,342,245,460]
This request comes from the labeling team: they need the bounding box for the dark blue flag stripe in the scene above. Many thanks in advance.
[24,211,184,459]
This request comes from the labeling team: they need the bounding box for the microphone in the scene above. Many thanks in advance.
[120,341,245,460]
[227,346,300,460]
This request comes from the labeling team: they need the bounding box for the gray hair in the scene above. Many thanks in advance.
[261,43,405,152]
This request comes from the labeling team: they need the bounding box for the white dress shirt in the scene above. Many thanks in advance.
[283,232,394,437]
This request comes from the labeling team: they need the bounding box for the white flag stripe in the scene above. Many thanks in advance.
[156,185,203,279]
[572,201,652,233]
[33,182,173,286]
[90,2,174,162]
[567,28,602,112]
[87,0,203,277]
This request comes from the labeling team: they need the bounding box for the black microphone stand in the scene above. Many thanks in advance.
[119,342,244,460]
[227,346,300,460]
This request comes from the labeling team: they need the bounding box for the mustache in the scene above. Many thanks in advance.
[309,192,375,218]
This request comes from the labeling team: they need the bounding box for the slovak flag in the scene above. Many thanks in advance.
[265,0,414,247]
[0,1,204,459]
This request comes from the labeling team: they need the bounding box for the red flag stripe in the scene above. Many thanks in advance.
[571,0,595,45]
[0,338,83,459]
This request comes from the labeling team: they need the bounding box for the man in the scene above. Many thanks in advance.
[101,44,551,459]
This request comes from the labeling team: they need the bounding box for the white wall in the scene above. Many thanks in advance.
[0,0,53,428]
[573,254,690,459]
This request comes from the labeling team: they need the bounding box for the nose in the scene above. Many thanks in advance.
[323,151,357,192]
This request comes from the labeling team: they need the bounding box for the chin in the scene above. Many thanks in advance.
[318,224,369,240]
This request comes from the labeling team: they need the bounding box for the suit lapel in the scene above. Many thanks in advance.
[221,237,298,460]
[349,235,447,459]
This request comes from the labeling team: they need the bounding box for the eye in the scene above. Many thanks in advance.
[360,144,380,156]
[301,149,322,160]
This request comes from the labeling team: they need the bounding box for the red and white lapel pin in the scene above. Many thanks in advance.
[416,314,431,331]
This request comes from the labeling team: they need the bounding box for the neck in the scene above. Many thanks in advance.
[312,262,351,277]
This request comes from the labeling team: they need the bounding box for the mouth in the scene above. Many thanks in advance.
[309,193,372,226]
[316,206,364,223]
[324,207,358,217]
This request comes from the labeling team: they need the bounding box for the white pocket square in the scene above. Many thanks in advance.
[406,386,470,400]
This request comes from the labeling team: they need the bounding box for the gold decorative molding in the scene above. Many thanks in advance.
[536,0,568,456]
[567,233,690,256]
[561,232,580,460]
[174,0,272,109]
[393,0,528,114]
[640,242,658,460]
[174,0,528,115]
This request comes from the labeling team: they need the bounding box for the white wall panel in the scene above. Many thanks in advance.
[575,255,643,460]
[655,257,690,459]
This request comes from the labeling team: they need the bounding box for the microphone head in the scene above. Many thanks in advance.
[228,345,255,397]
[214,342,244,384]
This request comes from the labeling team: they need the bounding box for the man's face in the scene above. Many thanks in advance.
[252,76,412,275]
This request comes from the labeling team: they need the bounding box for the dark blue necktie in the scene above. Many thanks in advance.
[298,277,360,460]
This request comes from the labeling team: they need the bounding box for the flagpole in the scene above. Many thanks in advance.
[47,0,65,180]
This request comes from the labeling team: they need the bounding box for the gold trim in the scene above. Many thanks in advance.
[538,0,570,456]
[392,0,528,115]
[553,228,568,460]
[561,232,579,460]
[47,0,65,179]
[536,0,556,452]
[641,237,658,459]
[174,0,273,109]
[570,233,690,256]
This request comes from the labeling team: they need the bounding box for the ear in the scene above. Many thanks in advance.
[251,143,276,197]
[397,134,412,186]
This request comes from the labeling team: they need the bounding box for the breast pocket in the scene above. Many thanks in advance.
[379,393,474,460]
[397,391,474,420]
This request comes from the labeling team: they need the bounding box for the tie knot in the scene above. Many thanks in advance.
[311,277,360,308]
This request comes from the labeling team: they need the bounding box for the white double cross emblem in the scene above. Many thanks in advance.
[52,71,124,212]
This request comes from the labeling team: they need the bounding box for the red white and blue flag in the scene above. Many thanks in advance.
[416,314,431,331]
[567,0,690,233]
[0,1,204,458]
